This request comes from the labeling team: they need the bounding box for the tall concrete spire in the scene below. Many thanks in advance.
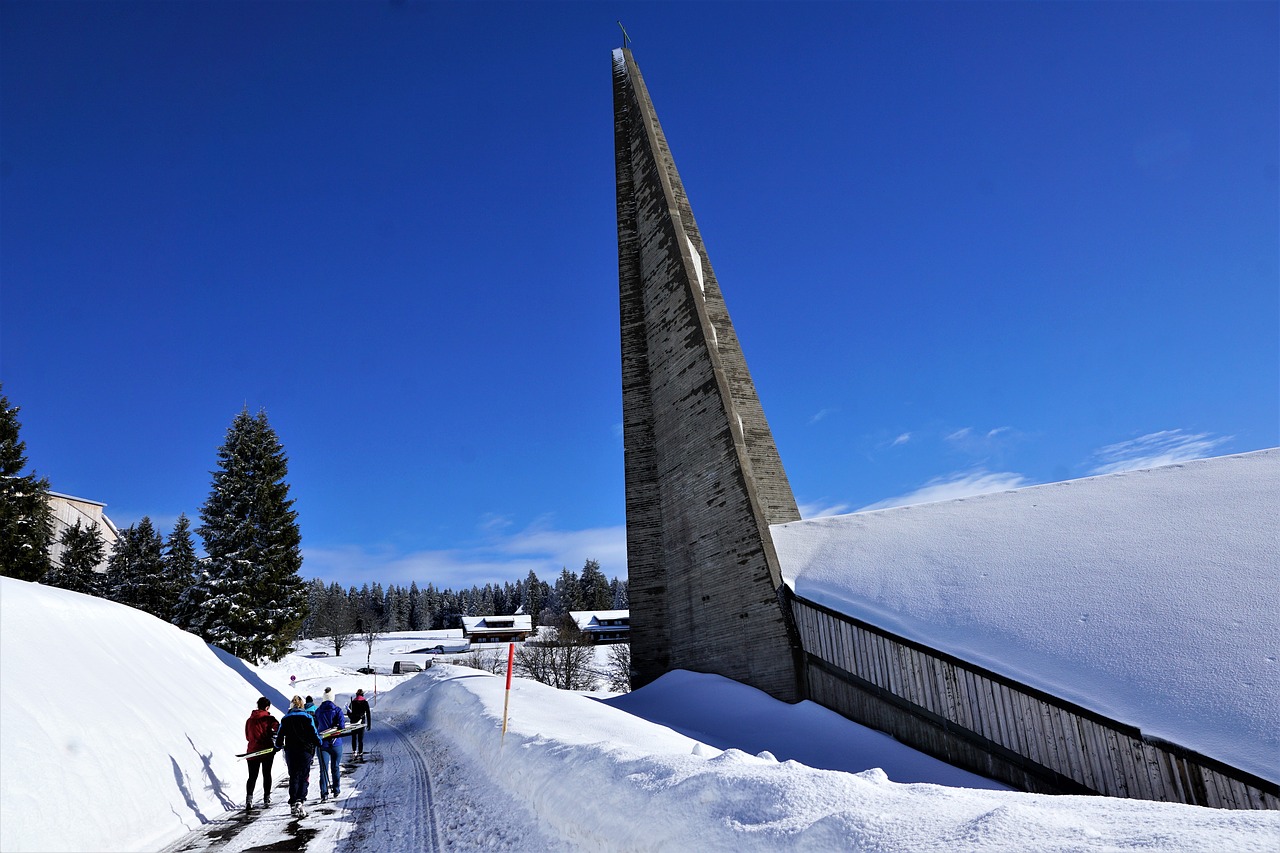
[613,48,803,701]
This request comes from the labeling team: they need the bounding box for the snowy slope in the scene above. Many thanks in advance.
[772,449,1280,784]
[0,578,277,852]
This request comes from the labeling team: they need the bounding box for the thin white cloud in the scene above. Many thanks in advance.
[303,523,628,590]
[1088,430,1230,476]
[858,470,1029,512]
[891,432,911,446]
[808,408,835,425]
[797,500,852,519]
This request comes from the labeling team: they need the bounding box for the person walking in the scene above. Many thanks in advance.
[346,688,371,757]
[275,695,323,818]
[244,697,279,811]
[313,689,346,802]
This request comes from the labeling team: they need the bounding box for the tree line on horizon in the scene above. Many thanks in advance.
[302,558,629,645]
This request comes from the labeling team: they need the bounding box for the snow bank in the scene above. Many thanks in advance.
[773,449,1280,784]
[606,670,1006,789]
[385,665,1280,851]
[0,577,269,852]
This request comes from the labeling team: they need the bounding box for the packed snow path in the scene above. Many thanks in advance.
[339,720,442,852]
[158,711,566,853]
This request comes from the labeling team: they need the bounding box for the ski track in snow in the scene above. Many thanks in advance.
[372,710,571,852]
[338,720,439,853]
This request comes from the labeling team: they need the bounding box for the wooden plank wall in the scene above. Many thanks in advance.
[791,595,1280,810]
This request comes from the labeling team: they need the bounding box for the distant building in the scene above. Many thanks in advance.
[47,492,119,572]
[569,610,630,644]
[460,614,533,644]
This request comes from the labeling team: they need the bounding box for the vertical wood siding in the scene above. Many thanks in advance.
[791,596,1279,810]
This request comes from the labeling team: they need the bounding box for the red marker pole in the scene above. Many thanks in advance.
[501,642,515,742]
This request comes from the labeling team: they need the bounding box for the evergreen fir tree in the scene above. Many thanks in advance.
[407,580,422,630]
[0,388,54,582]
[578,559,612,611]
[44,519,104,595]
[106,517,164,613]
[161,514,198,624]
[611,576,629,609]
[196,408,306,663]
[553,567,582,615]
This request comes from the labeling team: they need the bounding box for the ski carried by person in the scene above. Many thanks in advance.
[236,745,278,760]
[317,721,365,739]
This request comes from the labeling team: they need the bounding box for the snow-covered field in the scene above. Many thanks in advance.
[2,576,1278,852]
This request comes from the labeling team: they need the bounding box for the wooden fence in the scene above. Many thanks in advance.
[790,594,1279,810]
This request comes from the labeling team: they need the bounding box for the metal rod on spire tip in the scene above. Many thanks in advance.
[617,21,631,50]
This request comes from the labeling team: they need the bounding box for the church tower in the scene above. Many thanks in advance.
[613,48,803,701]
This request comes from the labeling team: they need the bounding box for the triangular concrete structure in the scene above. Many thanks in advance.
[613,48,802,701]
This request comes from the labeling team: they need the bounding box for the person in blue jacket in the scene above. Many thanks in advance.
[313,687,346,802]
[275,695,323,818]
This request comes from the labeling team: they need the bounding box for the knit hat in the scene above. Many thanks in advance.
[322,687,334,702]
[355,689,364,696]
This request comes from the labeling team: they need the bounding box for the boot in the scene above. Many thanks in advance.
[264,793,271,808]
[245,795,253,812]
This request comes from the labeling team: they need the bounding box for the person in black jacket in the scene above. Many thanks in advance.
[274,695,323,818]
[346,688,371,756]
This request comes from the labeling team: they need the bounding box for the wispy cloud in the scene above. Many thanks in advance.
[797,500,852,519]
[303,522,627,590]
[945,426,1018,455]
[808,408,836,425]
[858,470,1029,512]
[891,432,911,447]
[1087,430,1230,476]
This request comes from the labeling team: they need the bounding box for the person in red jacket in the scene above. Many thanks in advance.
[244,697,279,811]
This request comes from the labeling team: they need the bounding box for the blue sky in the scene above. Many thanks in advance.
[3,1,1276,591]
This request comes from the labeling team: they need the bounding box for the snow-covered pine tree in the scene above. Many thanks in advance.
[196,408,306,663]
[44,519,105,595]
[610,576,629,609]
[106,517,165,613]
[161,514,198,625]
[578,558,612,611]
[521,570,547,625]
[0,388,54,582]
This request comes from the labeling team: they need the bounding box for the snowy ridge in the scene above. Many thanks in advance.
[773,449,1280,784]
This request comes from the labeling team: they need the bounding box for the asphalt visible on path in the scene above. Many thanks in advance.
[157,723,440,853]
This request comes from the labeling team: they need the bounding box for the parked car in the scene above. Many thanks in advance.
[427,645,446,654]
[356,666,376,674]
[392,660,422,674]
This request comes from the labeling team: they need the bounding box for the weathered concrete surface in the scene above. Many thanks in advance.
[614,48,802,702]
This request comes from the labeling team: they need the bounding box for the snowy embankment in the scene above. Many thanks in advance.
[3,576,1279,852]
[0,578,279,853]
[390,664,1279,852]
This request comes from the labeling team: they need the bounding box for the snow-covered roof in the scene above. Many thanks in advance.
[460,615,533,633]
[569,610,630,631]
[772,449,1280,784]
